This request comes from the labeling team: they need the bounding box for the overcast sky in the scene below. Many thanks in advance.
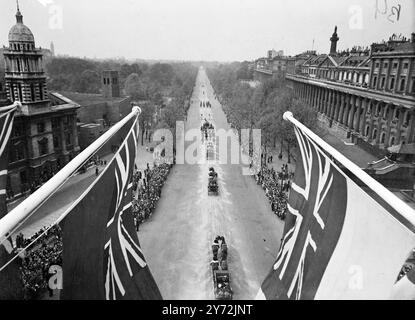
[0,0,414,61]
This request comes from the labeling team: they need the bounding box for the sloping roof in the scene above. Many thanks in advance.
[387,143,415,155]
[59,91,127,106]
[341,54,370,68]
[304,54,327,66]
[319,55,339,67]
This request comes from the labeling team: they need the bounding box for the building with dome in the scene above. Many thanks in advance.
[2,3,80,198]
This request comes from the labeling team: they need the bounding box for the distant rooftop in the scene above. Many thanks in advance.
[59,91,127,105]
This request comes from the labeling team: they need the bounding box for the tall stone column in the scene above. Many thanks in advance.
[328,90,334,117]
[348,95,356,130]
[406,110,415,143]
[331,91,338,119]
[395,106,404,145]
[316,87,323,111]
[332,91,337,118]
[324,89,329,115]
[384,103,393,147]
[342,94,350,125]
[320,88,325,113]
[311,87,316,108]
[354,96,362,133]
[339,93,346,124]
[374,101,384,145]
[322,89,328,113]
[368,100,376,140]
[335,92,340,119]
[359,97,368,134]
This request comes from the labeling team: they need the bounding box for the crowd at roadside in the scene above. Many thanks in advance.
[132,162,173,230]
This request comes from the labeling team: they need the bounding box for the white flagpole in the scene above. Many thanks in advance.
[0,106,141,240]
[283,111,415,227]
[0,101,21,113]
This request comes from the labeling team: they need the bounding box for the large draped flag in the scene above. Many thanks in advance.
[0,103,17,219]
[0,102,22,300]
[62,115,162,300]
[258,117,415,300]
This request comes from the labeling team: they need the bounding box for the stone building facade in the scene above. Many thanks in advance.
[286,28,415,156]
[57,70,131,152]
[3,5,80,197]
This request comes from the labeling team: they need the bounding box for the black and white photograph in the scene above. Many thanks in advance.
[0,0,414,309]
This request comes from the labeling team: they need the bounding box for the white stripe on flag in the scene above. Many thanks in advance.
[314,178,415,299]
[0,189,6,195]
[0,170,7,176]
[255,288,266,300]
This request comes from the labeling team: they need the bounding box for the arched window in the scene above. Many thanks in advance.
[38,138,49,156]
[390,136,396,146]
[365,125,370,137]
[372,76,377,87]
[389,77,395,90]
[380,132,386,144]
[372,129,377,140]
[399,78,406,91]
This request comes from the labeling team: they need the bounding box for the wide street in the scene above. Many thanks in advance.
[139,68,284,300]
[7,67,284,300]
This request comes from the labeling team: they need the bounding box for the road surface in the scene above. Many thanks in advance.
[139,67,284,300]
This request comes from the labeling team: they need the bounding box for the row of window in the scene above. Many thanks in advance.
[103,77,118,85]
[374,61,410,71]
[371,76,415,93]
[10,82,44,102]
[304,68,369,86]
[9,57,40,73]
[10,42,35,51]
[365,127,398,146]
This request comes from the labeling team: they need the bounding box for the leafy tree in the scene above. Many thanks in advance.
[124,73,147,100]
[73,69,101,93]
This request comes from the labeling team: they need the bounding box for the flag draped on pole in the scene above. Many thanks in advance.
[62,115,162,300]
[0,103,22,299]
[0,104,17,219]
[259,118,415,300]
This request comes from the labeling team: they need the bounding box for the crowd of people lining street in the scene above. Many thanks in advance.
[5,160,173,299]
[255,161,293,220]
[131,162,173,230]
[9,226,63,299]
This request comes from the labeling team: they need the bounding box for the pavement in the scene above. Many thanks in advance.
[318,129,378,168]
[139,67,284,300]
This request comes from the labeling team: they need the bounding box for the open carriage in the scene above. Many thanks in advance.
[211,236,233,300]
[208,167,219,195]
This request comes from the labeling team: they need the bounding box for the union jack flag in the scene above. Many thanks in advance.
[259,125,348,300]
[62,116,161,300]
[0,104,17,218]
[259,119,415,299]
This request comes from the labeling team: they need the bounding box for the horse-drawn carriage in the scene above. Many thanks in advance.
[208,167,219,196]
[211,236,233,300]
